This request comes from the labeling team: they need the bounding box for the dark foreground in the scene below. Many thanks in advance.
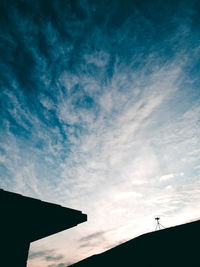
[70,219,200,267]
[0,189,87,266]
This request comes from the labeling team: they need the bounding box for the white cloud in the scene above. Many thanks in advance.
[84,51,110,67]
[160,174,174,181]
[132,179,147,185]
[115,191,143,200]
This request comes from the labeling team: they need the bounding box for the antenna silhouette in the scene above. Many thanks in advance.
[155,217,165,230]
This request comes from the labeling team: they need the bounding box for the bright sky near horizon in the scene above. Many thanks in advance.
[1,0,200,266]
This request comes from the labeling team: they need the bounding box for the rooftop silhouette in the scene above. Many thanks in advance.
[70,219,200,267]
[0,189,87,266]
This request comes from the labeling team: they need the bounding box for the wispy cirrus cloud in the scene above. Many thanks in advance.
[1,0,200,266]
[28,249,65,267]
[79,230,107,249]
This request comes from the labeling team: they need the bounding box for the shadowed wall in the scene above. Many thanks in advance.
[0,189,87,266]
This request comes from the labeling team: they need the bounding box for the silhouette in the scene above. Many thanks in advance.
[0,189,87,266]
[154,217,165,230]
[70,220,200,267]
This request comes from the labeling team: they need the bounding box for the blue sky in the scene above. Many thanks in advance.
[1,0,200,266]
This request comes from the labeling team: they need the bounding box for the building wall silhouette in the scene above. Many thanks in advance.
[0,189,87,266]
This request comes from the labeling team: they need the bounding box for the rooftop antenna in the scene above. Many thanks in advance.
[155,217,165,231]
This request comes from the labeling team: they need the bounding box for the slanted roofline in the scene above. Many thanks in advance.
[0,189,87,267]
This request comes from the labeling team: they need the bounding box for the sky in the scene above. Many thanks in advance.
[1,0,200,266]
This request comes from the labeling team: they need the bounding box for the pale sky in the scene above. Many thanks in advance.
[1,0,200,266]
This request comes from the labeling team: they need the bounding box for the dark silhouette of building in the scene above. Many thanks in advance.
[0,189,87,266]
[70,220,200,267]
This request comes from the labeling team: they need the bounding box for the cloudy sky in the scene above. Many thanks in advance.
[1,0,200,266]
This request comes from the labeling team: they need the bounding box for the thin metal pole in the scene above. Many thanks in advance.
[155,217,165,231]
